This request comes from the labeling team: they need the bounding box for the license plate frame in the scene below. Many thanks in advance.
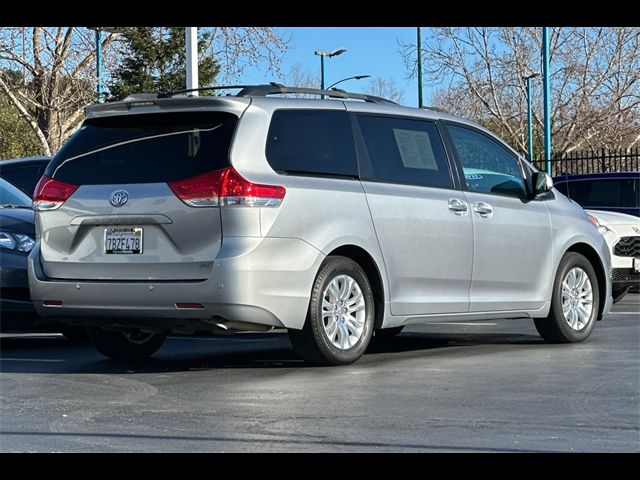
[104,227,143,255]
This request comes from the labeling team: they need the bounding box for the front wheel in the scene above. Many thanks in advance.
[534,252,599,343]
[289,256,375,366]
[87,327,166,360]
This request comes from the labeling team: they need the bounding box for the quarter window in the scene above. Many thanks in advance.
[265,110,358,177]
[356,115,453,189]
[448,125,527,198]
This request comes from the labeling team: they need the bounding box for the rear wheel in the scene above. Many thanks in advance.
[534,252,599,343]
[87,327,166,360]
[289,256,375,366]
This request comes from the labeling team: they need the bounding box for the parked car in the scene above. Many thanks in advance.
[553,172,640,217]
[28,85,612,365]
[0,156,51,196]
[0,177,86,341]
[586,210,640,303]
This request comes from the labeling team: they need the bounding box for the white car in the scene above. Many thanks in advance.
[587,210,640,303]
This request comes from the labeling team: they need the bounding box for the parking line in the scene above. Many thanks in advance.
[611,312,639,315]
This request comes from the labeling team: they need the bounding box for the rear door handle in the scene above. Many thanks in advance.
[448,198,468,215]
[473,202,494,217]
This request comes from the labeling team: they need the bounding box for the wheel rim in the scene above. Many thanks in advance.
[321,274,366,350]
[561,267,594,331]
[123,330,155,344]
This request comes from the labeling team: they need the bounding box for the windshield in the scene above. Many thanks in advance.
[0,177,32,207]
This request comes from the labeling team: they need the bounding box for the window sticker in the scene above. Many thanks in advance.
[392,129,438,170]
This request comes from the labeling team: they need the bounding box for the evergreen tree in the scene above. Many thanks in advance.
[108,28,219,100]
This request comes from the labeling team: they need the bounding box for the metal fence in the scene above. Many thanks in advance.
[532,148,640,176]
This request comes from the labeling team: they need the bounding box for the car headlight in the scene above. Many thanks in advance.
[0,231,35,253]
[587,214,613,236]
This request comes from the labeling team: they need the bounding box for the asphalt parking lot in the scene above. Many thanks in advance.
[0,294,638,452]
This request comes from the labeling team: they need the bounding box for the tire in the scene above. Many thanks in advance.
[87,327,166,360]
[289,256,375,366]
[534,252,600,343]
[612,287,630,304]
[61,326,89,344]
[375,326,404,339]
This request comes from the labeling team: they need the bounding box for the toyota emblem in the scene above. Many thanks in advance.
[110,190,129,207]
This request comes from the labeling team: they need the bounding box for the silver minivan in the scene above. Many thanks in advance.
[28,84,613,365]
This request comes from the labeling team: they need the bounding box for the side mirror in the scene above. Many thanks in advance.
[532,172,553,197]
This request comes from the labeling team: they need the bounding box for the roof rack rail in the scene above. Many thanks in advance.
[237,83,396,104]
[156,82,396,104]
[157,85,253,98]
[420,106,448,113]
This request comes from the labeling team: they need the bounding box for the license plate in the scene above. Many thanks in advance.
[634,257,640,273]
[105,228,143,254]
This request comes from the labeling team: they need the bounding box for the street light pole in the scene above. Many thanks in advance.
[314,48,347,99]
[542,27,552,174]
[95,29,103,103]
[417,26,423,108]
[325,75,370,90]
[523,72,540,162]
[88,27,121,103]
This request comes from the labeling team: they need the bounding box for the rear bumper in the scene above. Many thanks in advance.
[28,236,323,331]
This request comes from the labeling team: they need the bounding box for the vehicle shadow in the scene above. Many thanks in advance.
[0,330,545,375]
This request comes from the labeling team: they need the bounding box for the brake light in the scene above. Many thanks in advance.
[33,176,79,211]
[168,167,285,208]
[168,170,222,207]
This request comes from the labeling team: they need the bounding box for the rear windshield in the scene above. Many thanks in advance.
[559,177,640,208]
[47,112,237,185]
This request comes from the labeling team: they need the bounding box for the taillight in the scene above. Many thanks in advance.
[33,176,79,211]
[167,170,222,207]
[168,167,285,208]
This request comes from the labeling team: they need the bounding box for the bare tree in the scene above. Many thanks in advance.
[278,63,320,98]
[0,27,119,155]
[0,27,289,156]
[400,27,640,155]
[365,77,405,104]
[201,27,290,81]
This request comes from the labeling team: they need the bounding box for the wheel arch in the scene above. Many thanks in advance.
[327,245,386,330]
[564,242,607,320]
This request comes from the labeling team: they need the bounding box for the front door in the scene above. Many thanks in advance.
[446,123,552,312]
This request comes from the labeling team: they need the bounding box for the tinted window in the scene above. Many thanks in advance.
[48,112,237,185]
[564,178,639,208]
[0,165,45,196]
[266,110,358,177]
[448,125,527,198]
[554,181,568,196]
[356,115,453,189]
[0,178,32,207]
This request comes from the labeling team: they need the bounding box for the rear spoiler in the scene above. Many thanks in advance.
[85,96,251,119]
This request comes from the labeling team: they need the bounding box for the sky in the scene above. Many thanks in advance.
[239,27,425,107]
